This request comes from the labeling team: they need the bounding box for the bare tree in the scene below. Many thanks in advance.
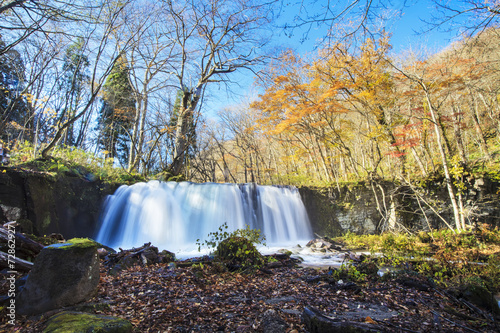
[124,1,176,172]
[40,0,144,158]
[426,0,500,37]
[0,1,99,56]
[163,0,275,176]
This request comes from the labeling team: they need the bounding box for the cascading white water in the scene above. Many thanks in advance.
[95,181,313,256]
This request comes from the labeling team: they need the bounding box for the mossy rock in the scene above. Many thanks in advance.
[160,249,176,263]
[46,238,98,250]
[16,238,100,315]
[43,311,133,333]
[216,236,264,268]
[356,260,379,276]
[461,283,500,315]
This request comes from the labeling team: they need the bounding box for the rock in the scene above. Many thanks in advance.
[16,238,100,315]
[98,247,110,258]
[266,261,283,268]
[306,238,339,253]
[48,233,65,242]
[260,309,288,333]
[302,306,382,333]
[461,283,500,315]
[277,249,292,256]
[356,260,379,276]
[396,277,431,292]
[43,311,133,333]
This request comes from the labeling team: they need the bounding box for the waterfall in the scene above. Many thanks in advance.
[95,181,313,255]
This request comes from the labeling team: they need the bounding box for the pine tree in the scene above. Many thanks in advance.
[97,55,136,165]
[59,37,90,146]
[0,36,28,143]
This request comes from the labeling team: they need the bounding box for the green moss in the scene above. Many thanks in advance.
[47,238,98,250]
[26,234,59,246]
[43,311,133,333]
[42,214,51,230]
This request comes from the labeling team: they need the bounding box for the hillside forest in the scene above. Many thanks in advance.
[1,1,500,191]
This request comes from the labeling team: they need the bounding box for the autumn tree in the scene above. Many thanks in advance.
[252,35,397,184]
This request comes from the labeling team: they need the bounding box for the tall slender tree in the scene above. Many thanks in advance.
[0,35,28,143]
[57,37,90,147]
[97,55,136,165]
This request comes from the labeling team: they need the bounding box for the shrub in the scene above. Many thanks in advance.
[196,223,266,272]
[216,236,264,269]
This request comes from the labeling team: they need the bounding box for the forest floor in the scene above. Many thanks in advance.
[2,255,499,333]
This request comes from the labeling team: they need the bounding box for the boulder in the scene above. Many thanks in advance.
[302,306,382,333]
[43,311,133,333]
[260,309,288,333]
[305,238,340,253]
[16,238,100,315]
[461,283,500,316]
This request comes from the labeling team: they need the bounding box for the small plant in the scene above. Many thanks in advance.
[196,223,267,272]
[267,256,279,263]
[330,261,367,283]
[216,236,264,269]
[196,223,230,252]
[196,222,266,252]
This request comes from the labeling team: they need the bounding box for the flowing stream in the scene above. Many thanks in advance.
[95,181,314,258]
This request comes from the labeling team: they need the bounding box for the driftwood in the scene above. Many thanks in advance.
[104,243,175,273]
[302,306,382,333]
[0,224,44,272]
[0,250,33,272]
[0,225,44,257]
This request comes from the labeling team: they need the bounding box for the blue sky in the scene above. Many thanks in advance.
[203,0,463,119]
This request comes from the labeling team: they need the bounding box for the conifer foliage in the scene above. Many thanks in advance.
[97,56,136,165]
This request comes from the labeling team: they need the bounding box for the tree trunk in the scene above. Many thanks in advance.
[171,86,201,176]
[0,225,44,256]
[128,95,142,171]
[425,92,462,231]
[302,306,382,333]
[0,251,34,272]
[128,94,149,173]
[469,92,491,161]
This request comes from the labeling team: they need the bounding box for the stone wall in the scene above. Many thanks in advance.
[0,167,118,238]
[300,178,500,238]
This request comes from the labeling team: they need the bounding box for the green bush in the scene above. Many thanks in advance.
[216,236,264,269]
[197,223,266,272]
[330,262,367,283]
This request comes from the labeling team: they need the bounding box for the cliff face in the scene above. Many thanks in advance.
[299,178,500,237]
[1,166,499,240]
[0,167,118,238]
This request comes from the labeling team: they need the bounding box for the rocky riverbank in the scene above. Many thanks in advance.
[1,250,499,332]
